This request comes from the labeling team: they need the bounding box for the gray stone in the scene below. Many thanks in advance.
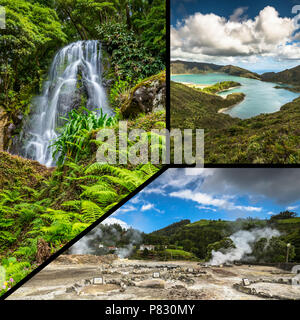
[135,279,166,289]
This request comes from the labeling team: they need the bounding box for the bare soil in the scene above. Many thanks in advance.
[6,255,300,300]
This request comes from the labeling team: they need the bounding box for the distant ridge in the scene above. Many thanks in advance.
[171,60,260,79]
[261,65,300,85]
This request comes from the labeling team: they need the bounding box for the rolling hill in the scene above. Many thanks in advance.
[171,60,260,79]
[171,81,300,164]
[171,60,300,86]
[146,216,300,262]
[261,65,300,86]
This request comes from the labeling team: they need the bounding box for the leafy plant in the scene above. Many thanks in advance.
[52,108,117,165]
[96,22,165,82]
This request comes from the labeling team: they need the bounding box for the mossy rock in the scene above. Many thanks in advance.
[120,71,166,118]
[0,151,53,191]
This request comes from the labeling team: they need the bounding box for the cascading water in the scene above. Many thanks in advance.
[12,40,112,167]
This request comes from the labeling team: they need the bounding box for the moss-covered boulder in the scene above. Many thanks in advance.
[120,71,166,118]
[0,151,52,191]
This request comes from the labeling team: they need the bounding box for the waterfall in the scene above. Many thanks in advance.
[13,40,111,167]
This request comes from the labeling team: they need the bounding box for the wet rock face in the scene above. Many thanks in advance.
[120,72,166,118]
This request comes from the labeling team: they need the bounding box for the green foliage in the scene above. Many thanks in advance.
[252,237,296,263]
[0,0,66,115]
[55,0,166,60]
[270,211,297,221]
[109,76,141,109]
[131,0,166,59]
[96,22,165,81]
[0,158,160,296]
[52,108,117,165]
[0,257,31,295]
[201,81,241,94]
[144,217,300,263]
[171,81,300,164]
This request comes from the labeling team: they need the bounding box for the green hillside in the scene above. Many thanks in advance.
[145,214,300,263]
[171,60,300,87]
[261,65,300,86]
[171,60,260,79]
[171,81,300,164]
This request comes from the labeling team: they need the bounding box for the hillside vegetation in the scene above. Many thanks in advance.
[261,65,300,85]
[201,81,241,94]
[171,81,300,164]
[171,60,260,79]
[143,213,300,263]
[171,60,300,87]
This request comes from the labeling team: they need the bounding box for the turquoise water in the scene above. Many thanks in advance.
[171,73,300,119]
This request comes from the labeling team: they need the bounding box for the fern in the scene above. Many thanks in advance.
[81,200,105,223]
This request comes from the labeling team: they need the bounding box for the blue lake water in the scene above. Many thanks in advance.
[171,73,300,119]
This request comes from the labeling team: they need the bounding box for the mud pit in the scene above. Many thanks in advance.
[7,255,300,300]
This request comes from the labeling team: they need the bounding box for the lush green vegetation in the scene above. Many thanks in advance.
[52,108,117,165]
[0,154,161,295]
[142,212,300,263]
[201,81,241,94]
[0,0,166,296]
[171,81,300,164]
[0,0,166,143]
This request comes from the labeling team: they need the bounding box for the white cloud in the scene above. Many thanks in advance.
[141,203,155,211]
[142,187,165,195]
[169,189,261,213]
[196,205,217,212]
[286,205,299,210]
[114,204,136,215]
[171,6,300,63]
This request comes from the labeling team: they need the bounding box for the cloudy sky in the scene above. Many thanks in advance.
[171,0,300,72]
[109,168,300,233]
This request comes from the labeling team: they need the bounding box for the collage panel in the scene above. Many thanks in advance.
[0,0,166,297]
[171,0,300,164]
[6,168,300,300]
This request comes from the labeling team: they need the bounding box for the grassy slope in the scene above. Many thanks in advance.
[149,218,300,262]
[171,81,300,164]
[0,151,52,191]
[171,82,240,130]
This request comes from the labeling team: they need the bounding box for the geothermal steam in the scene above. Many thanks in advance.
[209,227,280,265]
[70,223,142,258]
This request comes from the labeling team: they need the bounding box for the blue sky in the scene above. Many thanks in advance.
[171,0,299,25]
[171,0,300,72]
[107,168,300,233]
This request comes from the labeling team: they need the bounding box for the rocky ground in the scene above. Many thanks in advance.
[6,255,300,300]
